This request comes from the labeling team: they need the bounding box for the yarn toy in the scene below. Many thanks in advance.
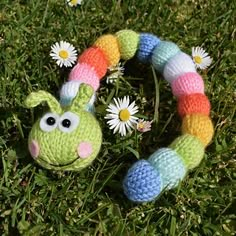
[25,30,214,202]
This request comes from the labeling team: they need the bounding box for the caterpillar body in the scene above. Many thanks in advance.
[25,30,214,203]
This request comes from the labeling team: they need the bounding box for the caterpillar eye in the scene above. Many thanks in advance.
[40,113,59,132]
[58,112,79,133]
[62,119,71,128]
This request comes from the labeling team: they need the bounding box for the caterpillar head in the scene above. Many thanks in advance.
[25,84,102,171]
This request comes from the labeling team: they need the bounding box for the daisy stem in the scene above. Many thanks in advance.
[151,66,159,123]
[13,114,24,139]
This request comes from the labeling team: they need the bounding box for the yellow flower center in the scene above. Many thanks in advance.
[137,123,144,129]
[193,56,202,64]
[59,50,69,59]
[70,0,78,5]
[119,109,130,121]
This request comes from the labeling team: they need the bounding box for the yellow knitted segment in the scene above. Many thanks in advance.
[116,30,139,60]
[94,34,120,66]
[182,114,214,147]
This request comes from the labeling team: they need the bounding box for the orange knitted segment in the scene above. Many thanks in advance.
[178,93,210,117]
[94,34,120,66]
[182,114,214,146]
[78,46,108,79]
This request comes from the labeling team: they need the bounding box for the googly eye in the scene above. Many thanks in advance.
[58,112,79,133]
[40,113,59,132]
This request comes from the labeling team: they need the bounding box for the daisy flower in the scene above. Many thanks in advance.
[105,96,139,136]
[192,46,212,70]
[50,41,77,67]
[136,119,153,133]
[106,63,125,84]
[67,0,82,7]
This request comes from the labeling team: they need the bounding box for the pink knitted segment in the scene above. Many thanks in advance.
[171,72,204,97]
[68,63,100,91]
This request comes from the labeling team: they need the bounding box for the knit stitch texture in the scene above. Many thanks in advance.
[116,30,139,60]
[68,63,100,91]
[94,34,120,66]
[151,41,180,72]
[169,134,205,169]
[28,110,102,171]
[25,30,214,199]
[178,93,210,117]
[182,114,214,146]
[163,52,196,83]
[137,33,160,63]
[171,72,204,97]
[25,90,62,114]
[26,84,102,171]
[78,46,108,79]
[148,148,186,190]
[60,80,96,111]
[123,160,162,202]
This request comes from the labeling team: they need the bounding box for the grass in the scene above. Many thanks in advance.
[0,0,235,235]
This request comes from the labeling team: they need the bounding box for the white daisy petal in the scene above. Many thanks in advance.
[120,123,126,136]
[130,116,139,121]
[125,120,133,130]
[113,98,121,110]
[128,101,136,110]
[128,106,139,115]
[106,114,119,120]
[192,46,212,70]
[104,96,139,136]
[114,122,121,134]
[106,104,120,114]
[107,118,119,126]
[50,41,78,67]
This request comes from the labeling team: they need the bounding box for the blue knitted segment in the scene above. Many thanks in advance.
[151,41,180,72]
[148,148,186,190]
[123,160,163,203]
[60,97,95,113]
[137,33,160,63]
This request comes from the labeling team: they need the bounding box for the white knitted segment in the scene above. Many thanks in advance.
[60,80,96,105]
[163,52,196,83]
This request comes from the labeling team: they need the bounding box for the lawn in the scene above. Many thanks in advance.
[0,0,235,235]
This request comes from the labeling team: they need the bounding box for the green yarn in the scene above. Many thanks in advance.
[116,29,139,60]
[70,84,94,112]
[26,84,102,171]
[169,134,204,169]
[25,90,62,114]
[29,109,102,171]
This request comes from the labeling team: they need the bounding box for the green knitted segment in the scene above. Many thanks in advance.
[25,90,62,114]
[29,109,102,171]
[116,30,139,60]
[169,134,205,170]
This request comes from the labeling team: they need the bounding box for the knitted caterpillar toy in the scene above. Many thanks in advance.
[25,30,214,202]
